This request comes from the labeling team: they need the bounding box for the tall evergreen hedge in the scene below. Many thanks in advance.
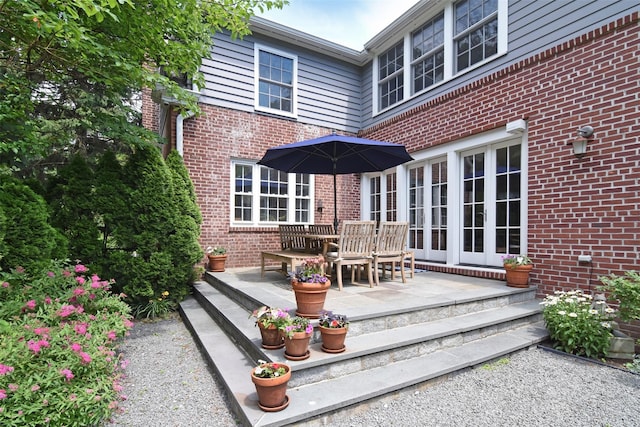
[0,177,68,271]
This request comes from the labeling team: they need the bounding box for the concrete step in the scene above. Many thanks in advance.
[180,295,547,427]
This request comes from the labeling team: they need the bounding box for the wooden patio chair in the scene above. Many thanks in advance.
[372,221,410,286]
[325,221,377,291]
[279,224,307,252]
[308,224,335,253]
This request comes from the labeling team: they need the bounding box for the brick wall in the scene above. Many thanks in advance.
[179,106,359,268]
[361,12,639,301]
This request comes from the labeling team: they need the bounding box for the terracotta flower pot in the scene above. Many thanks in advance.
[208,254,227,272]
[283,330,312,361]
[258,323,284,349]
[319,325,348,353]
[503,263,533,288]
[251,363,291,412]
[292,279,331,318]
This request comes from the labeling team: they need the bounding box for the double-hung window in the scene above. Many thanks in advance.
[233,161,311,226]
[454,0,498,72]
[412,13,445,94]
[255,45,297,118]
[378,41,404,110]
[375,0,504,113]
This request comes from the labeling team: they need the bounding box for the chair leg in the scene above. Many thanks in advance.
[374,258,380,287]
[366,262,374,288]
[336,263,343,291]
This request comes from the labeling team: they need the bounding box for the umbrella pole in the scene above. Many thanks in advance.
[333,173,338,234]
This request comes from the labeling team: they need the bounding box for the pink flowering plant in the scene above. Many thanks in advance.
[0,262,133,426]
[250,305,291,329]
[280,315,313,339]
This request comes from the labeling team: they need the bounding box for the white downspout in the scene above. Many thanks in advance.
[176,110,195,156]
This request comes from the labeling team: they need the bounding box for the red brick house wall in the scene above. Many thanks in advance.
[361,13,639,304]
[177,105,359,269]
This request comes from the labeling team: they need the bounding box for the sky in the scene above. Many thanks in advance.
[258,0,420,51]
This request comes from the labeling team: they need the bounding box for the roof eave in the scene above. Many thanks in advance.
[249,16,371,66]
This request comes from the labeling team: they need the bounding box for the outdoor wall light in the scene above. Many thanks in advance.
[317,199,323,213]
[570,125,594,159]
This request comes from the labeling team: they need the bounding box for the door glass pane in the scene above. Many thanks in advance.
[463,153,485,253]
[495,145,522,254]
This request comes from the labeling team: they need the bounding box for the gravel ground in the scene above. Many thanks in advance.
[108,315,640,427]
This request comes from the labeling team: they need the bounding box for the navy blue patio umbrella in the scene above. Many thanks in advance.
[257,134,413,232]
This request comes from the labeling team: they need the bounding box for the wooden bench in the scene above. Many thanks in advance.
[261,250,310,277]
[261,225,310,277]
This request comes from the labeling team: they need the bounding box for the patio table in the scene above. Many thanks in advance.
[301,233,339,256]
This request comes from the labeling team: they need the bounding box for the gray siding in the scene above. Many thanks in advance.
[200,0,637,132]
[200,32,362,133]
[360,0,638,129]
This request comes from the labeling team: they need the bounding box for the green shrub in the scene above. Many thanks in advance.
[0,177,67,271]
[46,155,102,264]
[540,289,615,359]
[0,262,133,426]
[599,271,640,323]
[104,146,200,315]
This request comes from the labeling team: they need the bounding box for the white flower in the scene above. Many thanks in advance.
[558,310,566,315]
[568,312,578,318]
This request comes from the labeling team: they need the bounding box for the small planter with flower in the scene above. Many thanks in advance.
[318,310,349,353]
[289,256,331,318]
[206,246,227,272]
[250,359,291,412]
[280,316,314,360]
[502,254,533,288]
[250,306,290,349]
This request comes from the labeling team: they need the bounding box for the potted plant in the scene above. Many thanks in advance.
[250,306,290,349]
[289,256,331,318]
[206,246,227,272]
[318,310,349,353]
[280,316,314,360]
[250,359,291,412]
[501,254,533,288]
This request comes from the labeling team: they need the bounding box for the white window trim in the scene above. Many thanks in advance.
[373,0,508,116]
[254,44,298,119]
[361,123,527,268]
[230,160,314,228]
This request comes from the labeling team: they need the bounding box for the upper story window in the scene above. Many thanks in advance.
[254,45,298,118]
[232,160,311,226]
[454,0,498,72]
[374,0,505,114]
[412,13,445,94]
[378,41,404,110]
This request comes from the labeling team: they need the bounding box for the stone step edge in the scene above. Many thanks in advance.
[179,296,547,427]
[201,274,536,322]
[191,281,542,371]
[193,279,537,340]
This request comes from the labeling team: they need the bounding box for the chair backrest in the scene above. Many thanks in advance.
[375,222,409,256]
[279,225,307,251]
[309,224,334,235]
[336,221,377,257]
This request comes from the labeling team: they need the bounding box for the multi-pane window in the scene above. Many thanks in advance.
[233,161,310,225]
[408,167,424,250]
[386,173,397,221]
[495,145,521,255]
[431,161,447,251]
[257,48,295,114]
[370,176,381,223]
[376,1,503,111]
[412,13,445,94]
[454,0,498,72]
[378,42,404,110]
